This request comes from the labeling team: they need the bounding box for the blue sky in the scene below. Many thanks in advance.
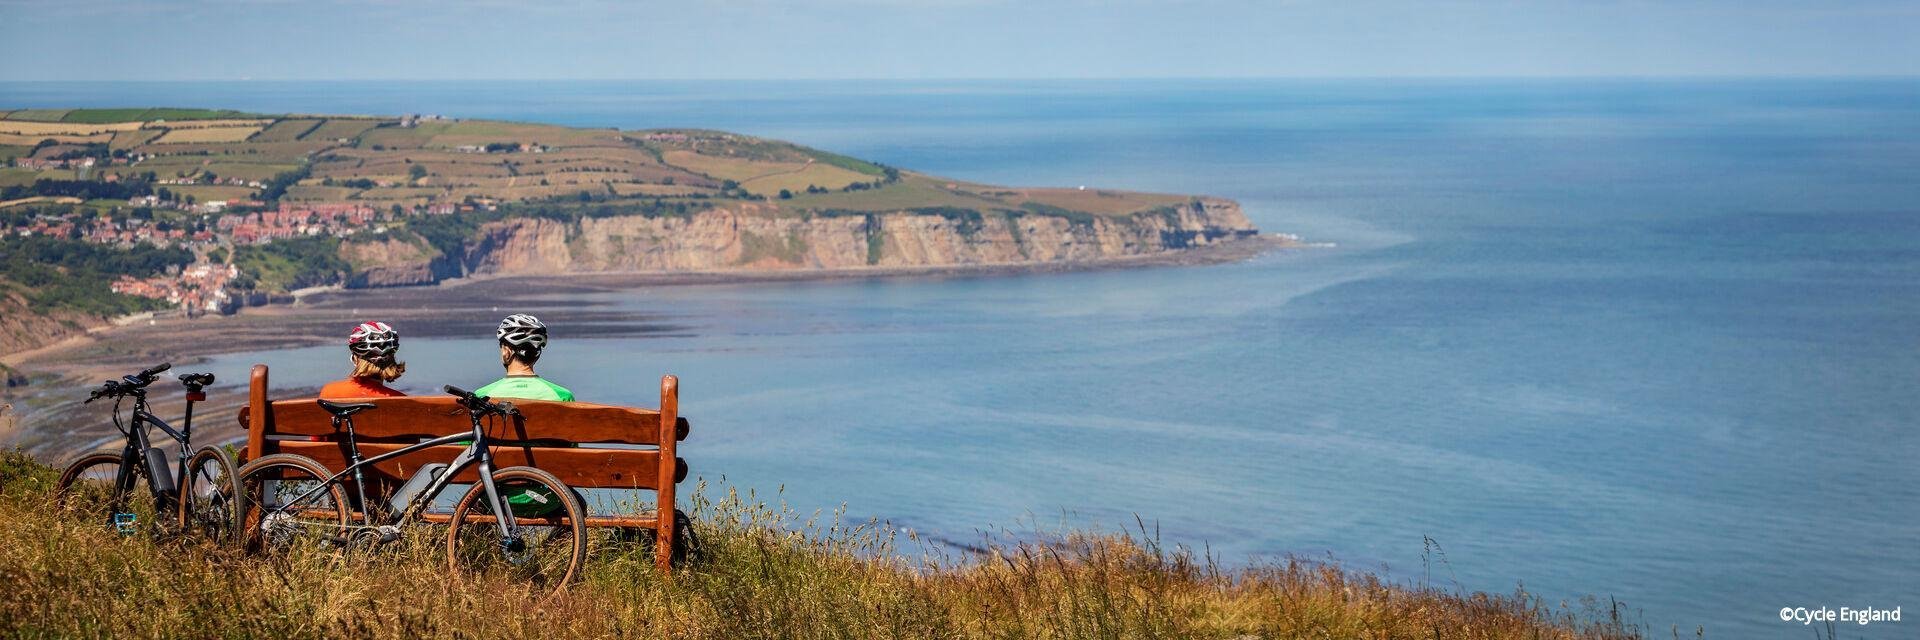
[2,0,1916,80]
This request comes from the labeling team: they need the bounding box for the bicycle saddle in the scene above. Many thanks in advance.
[316,399,377,418]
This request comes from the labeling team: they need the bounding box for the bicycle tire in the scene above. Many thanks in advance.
[236,453,350,552]
[56,452,148,527]
[446,466,587,596]
[179,446,245,544]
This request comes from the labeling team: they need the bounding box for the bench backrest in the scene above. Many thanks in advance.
[238,364,685,491]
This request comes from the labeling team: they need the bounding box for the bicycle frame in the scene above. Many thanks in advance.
[108,391,198,514]
[264,408,521,541]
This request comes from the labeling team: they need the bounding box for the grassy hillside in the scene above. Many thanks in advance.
[0,451,1647,639]
[2,108,1198,220]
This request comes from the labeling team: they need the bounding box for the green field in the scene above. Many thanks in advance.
[171,184,259,202]
[57,108,151,124]
[302,118,383,141]
[251,118,325,143]
[0,169,40,188]
[3,109,70,122]
[56,107,262,123]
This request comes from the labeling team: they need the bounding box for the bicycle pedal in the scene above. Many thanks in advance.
[113,513,137,534]
[375,525,402,544]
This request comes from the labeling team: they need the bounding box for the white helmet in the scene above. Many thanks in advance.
[347,321,399,363]
[497,314,548,356]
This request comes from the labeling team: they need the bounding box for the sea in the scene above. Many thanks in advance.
[5,79,1918,637]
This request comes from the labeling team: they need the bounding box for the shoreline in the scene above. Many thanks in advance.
[13,233,1294,370]
[1,234,1298,457]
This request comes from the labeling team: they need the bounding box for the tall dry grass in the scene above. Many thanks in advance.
[0,449,1651,639]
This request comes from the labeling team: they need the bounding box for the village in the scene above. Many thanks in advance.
[9,199,465,316]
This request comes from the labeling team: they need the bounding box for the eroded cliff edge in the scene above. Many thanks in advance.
[445,197,1257,278]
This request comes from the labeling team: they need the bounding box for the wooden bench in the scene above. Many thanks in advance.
[236,364,690,571]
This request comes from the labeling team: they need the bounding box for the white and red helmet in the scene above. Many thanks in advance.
[347,321,399,362]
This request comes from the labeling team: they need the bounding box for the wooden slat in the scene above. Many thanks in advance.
[261,397,687,445]
[319,511,661,528]
[416,512,660,528]
[242,365,268,464]
[656,375,679,573]
[267,440,687,489]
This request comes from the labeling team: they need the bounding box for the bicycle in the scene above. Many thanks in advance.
[55,363,245,542]
[235,385,587,595]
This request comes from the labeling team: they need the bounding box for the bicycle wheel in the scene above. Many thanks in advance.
[57,452,131,512]
[236,453,350,552]
[179,446,244,543]
[56,451,171,535]
[446,466,586,596]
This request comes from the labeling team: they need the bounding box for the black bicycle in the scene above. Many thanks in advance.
[56,363,245,541]
[235,385,587,595]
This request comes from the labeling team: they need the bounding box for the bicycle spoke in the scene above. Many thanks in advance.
[237,455,349,551]
[447,468,586,595]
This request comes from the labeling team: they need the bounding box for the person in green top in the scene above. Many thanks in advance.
[475,313,575,402]
[472,313,576,517]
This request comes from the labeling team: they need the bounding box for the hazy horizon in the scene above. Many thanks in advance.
[4,0,1917,82]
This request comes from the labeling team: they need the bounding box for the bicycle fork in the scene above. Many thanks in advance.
[467,415,524,554]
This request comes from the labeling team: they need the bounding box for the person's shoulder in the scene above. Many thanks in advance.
[542,378,575,402]
[316,379,353,399]
[472,378,508,397]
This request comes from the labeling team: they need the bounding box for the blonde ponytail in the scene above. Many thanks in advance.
[351,356,407,383]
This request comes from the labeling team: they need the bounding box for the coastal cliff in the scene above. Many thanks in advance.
[0,108,1282,345]
[453,198,1256,276]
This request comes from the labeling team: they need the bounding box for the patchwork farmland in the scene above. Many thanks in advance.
[3,107,1206,219]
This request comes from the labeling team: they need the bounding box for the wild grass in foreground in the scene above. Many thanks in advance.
[0,450,1652,639]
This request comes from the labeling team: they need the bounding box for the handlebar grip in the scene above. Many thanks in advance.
[85,380,121,403]
[443,385,475,400]
[139,363,172,378]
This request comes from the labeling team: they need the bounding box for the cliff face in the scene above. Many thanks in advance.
[459,198,1257,275]
[0,286,91,359]
[338,235,461,289]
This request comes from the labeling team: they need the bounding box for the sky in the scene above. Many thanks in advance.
[1,0,1916,81]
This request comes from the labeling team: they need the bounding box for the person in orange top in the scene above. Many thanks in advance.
[318,321,408,398]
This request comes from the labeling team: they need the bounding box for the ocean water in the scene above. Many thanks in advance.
[8,79,1919,636]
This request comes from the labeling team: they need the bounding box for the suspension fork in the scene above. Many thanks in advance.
[469,413,518,541]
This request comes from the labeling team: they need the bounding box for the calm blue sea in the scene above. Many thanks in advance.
[7,79,1918,636]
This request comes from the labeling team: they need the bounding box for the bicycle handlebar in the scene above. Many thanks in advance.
[444,385,516,416]
[84,362,174,403]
